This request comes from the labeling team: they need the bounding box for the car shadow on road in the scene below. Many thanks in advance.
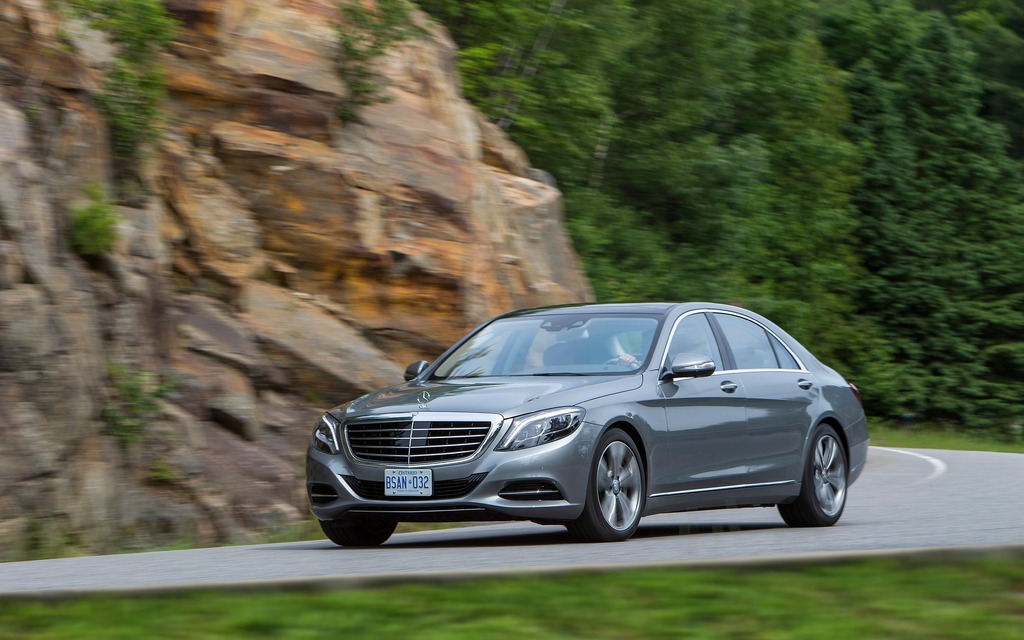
[633,521,787,540]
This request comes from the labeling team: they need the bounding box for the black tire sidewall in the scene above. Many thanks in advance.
[804,424,848,524]
[582,428,645,541]
[320,515,396,547]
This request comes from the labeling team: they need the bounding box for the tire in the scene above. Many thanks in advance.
[567,428,645,542]
[778,424,848,527]
[319,515,397,547]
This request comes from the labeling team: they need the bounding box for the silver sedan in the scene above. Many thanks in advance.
[306,303,868,545]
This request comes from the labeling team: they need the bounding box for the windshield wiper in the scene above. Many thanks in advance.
[511,372,590,377]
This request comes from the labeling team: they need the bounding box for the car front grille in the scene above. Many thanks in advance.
[345,419,493,464]
[342,473,488,501]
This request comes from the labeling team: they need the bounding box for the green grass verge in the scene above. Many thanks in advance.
[1,554,1022,639]
[869,421,1024,454]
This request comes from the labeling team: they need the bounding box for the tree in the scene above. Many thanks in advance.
[914,0,1024,158]
[415,0,633,187]
[335,0,416,121]
[599,0,878,382]
[819,0,1024,427]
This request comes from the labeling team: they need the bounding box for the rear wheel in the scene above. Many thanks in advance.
[320,515,397,547]
[779,424,848,527]
[567,429,645,542]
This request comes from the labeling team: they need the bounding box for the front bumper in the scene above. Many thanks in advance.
[306,419,601,523]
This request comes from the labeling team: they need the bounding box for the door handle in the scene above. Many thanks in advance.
[720,381,738,393]
[797,379,813,390]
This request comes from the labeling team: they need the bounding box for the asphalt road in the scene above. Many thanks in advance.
[2,446,1022,594]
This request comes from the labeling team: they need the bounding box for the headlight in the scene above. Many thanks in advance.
[312,413,342,454]
[496,407,585,451]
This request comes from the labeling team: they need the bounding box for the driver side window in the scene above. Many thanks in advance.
[666,313,722,368]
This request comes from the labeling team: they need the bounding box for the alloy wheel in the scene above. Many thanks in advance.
[596,440,642,531]
[813,434,847,517]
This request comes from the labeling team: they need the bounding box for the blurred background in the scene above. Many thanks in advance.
[0,0,1021,561]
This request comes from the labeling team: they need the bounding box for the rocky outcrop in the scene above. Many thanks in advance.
[0,0,591,560]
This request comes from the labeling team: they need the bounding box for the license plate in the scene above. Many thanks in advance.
[384,468,433,497]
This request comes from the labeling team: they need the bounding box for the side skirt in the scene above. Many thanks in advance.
[643,481,800,516]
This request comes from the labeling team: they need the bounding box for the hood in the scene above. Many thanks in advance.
[336,375,644,420]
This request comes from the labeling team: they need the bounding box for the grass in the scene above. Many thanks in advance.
[1,554,1022,638]
[869,420,1024,454]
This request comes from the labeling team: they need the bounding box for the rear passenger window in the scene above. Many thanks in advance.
[768,333,799,369]
[715,314,778,369]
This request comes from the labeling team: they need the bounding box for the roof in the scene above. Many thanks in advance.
[502,302,690,318]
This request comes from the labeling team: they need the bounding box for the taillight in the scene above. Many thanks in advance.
[849,382,862,405]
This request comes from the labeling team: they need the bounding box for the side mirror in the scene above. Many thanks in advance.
[661,353,715,381]
[403,360,431,381]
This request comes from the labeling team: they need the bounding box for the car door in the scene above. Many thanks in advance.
[648,312,749,498]
[711,312,815,486]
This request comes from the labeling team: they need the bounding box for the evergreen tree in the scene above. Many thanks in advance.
[820,0,1024,427]
[915,0,1024,158]
[600,0,882,385]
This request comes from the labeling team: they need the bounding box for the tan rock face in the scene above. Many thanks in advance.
[163,0,591,348]
[0,0,592,558]
[161,134,264,283]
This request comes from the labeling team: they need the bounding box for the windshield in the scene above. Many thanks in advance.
[432,313,661,379]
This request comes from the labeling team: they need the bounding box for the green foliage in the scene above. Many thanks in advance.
[564,188,675,301]
[335,0,416,120]
[65,0,176,183]
[819,0,1024,428]
[95,60,166,176]
[147,459,180,484]
[592,0,885,394]
[416,0,634,188]
[425,0,1024,431]
[916,0,1024,158]
[426,1,876,381]
[103,365,173,448]
[69,184,118,257]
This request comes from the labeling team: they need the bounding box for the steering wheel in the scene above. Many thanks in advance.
[604,355,639,368]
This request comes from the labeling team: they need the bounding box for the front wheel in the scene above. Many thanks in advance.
[320,515,397,547]
[778,424,848,527]
[567,429,645,542]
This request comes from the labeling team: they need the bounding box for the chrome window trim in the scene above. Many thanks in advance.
[658,309,724,374]
[343,411,504,468]
[707,309,808,373]
[707,368,808,375]
[649,479,797,499]
[660,309,809,374]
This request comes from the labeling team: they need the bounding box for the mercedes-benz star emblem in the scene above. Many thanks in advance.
[416,390,431,408]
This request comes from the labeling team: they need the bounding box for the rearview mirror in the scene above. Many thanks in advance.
[403,360,431,381]
[661,353,715,381]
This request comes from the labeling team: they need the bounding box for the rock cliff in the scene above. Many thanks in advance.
[0,0,591,560]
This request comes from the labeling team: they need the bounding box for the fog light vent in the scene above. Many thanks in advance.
[308,483,339,505]
[498,480,564,501]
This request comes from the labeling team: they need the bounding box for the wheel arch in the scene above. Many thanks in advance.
[816,416,849,463]
[605,419,649,484]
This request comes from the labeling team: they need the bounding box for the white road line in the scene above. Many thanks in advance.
[874,447,948,482]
